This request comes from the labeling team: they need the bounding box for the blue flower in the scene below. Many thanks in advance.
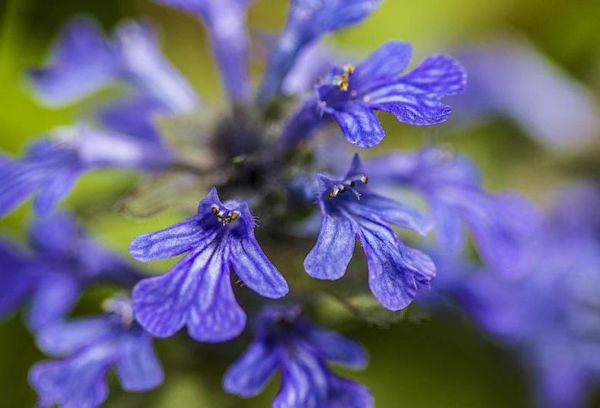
[29,296,163,408]
[450,37,600,152]
[153,0,252,103]
[29,18,199,113]
[259,0,381,102]
[0,213,142,331]
[130,187,289,342]
[314,42,466,148]
[366,147,540,277]
[432,188,600,408]
[304,154,435,311]
[0,125,174,217]
[224,306,373,408]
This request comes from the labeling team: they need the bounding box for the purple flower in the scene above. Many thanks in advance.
[153,0,252,102]
[434,189,600,408]
[29,18,199,113]
[29,296,163,408]
[0,213,142,331]
[130,187,289,342]
[314,42,466,148]
[0,126,173,217]
[450,36,600,152]
[366,147,540,277]
[259,0,381,102]
[224,306,373,408]
[304,154,435,311]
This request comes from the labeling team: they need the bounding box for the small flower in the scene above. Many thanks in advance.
[224,306,373,408]
[29,18,199,113]
[315,42,466,148]
[0,125,173,217]
[260,0,381,101]
[0,213,142,331]
[29,296,163,408]
[366,147,540,277]
[304,154,435,311]
[153,0,252,102]
[130,187,289,342]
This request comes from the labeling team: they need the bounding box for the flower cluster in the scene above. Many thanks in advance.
[1,0,597,407]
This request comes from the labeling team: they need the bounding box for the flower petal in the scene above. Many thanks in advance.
[308,328,368,369]
[327,375,374,408]
[29,348,113,408]
[357,217,435,310]
[229,235,288,298]
[0,240,36,319]
[114,21,199,113]
[187,262,246,342]
[36,317,115,356]
[27,273,80,331]
[223,340,279,397]
[32,168,81,216]
[129,216,214,261]
[97,94,165,141]
[27,17,118,106]
[368,55,466,126]
[304,212,356,280]
[348,193,433,235]
[116,328,164,391]
[353,41,412,85]
[0,159,42,218]
[330,102,385,148]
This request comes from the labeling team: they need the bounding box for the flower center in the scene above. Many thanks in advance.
[328,173,368,199]
[211,204,240,225]
[102,296,134,328]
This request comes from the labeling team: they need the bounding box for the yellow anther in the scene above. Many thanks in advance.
[359,175,368,184]
[217,215,223,223]
[224,216,232,224]
[230,212,239,221]
[343,64,355,75]
[211,205,218,214]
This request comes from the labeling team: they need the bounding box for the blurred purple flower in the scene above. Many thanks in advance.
[450,36,600,152]
[30,296,163,408]
[366,147,541,277]
[0,213,142,331]
[29,17,199,113]
[130,187,288,342]
[260,0,381,102]
[0,126,174,217]
[305,154,435,310]
[153,0,252,102]
[224,306,373,407]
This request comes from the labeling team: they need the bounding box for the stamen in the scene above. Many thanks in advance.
[327,173,369,199]
[210,205,241,225]
[336,64,355,92]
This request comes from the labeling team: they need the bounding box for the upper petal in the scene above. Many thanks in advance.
[36,317,115,356]
[347,192,433,236]
[229,234,289,298]
[223,339,279,397]
[129,216,215,261]
[307,327,368,369]
[353,41,412,86]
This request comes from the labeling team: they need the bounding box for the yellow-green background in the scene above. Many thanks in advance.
[1,0,599,406]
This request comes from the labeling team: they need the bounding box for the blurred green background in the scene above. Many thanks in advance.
[1,0,600,407]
